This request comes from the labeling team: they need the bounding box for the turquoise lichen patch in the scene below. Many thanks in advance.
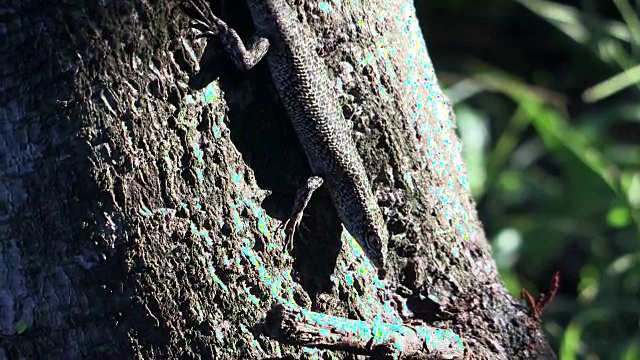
[451,246,459,258]
[200,255,227,291]
[257,217,270,237]
[427,327,465,357]
[241,198,272,238]
[185,81,220,105]
[301,347,320,356]
[231,171,243,185]
[344,273,354,286]
[240,237,298,307]
[212,273,228,292]
[239,323,249,334]
[231,209,243,233]
[403,171,414,189]
[181,202,190,215]
[246,289,260,305]
[192,140,204,164]
[378,84,390,101]
[139,202,153,216]
[251,339,265,355]
[317,2,331,14]
[199,227,213,246]
[196,167,204,182]
[214,327,223,341]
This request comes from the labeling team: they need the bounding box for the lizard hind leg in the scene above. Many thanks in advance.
[279,176,324,251]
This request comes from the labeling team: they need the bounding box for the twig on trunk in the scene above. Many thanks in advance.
[264,304,466,359]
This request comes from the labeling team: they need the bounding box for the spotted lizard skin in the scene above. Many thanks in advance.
[191,0,389,269]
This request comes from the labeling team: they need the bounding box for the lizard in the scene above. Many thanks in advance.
[181,0,389,273]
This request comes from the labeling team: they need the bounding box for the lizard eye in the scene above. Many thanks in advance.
[365,230,381,250]
[364,229,387,270]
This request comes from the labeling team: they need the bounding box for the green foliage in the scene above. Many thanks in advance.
[424,0,640,358]
[15,319,28,335]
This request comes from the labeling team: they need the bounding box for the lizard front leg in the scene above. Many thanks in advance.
[181,0,270,70]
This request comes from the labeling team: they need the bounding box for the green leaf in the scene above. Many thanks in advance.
[15,319,28,335]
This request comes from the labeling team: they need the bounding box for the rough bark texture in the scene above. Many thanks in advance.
[0,0,555,359]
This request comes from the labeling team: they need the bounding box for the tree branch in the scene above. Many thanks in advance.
[264,304,466,359]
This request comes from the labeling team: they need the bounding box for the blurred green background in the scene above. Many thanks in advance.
[416,0,640,358]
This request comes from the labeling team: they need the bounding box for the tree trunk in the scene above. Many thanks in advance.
[0,0,555,359]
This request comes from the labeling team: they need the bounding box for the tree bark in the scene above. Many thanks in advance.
[0,0,555,359]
